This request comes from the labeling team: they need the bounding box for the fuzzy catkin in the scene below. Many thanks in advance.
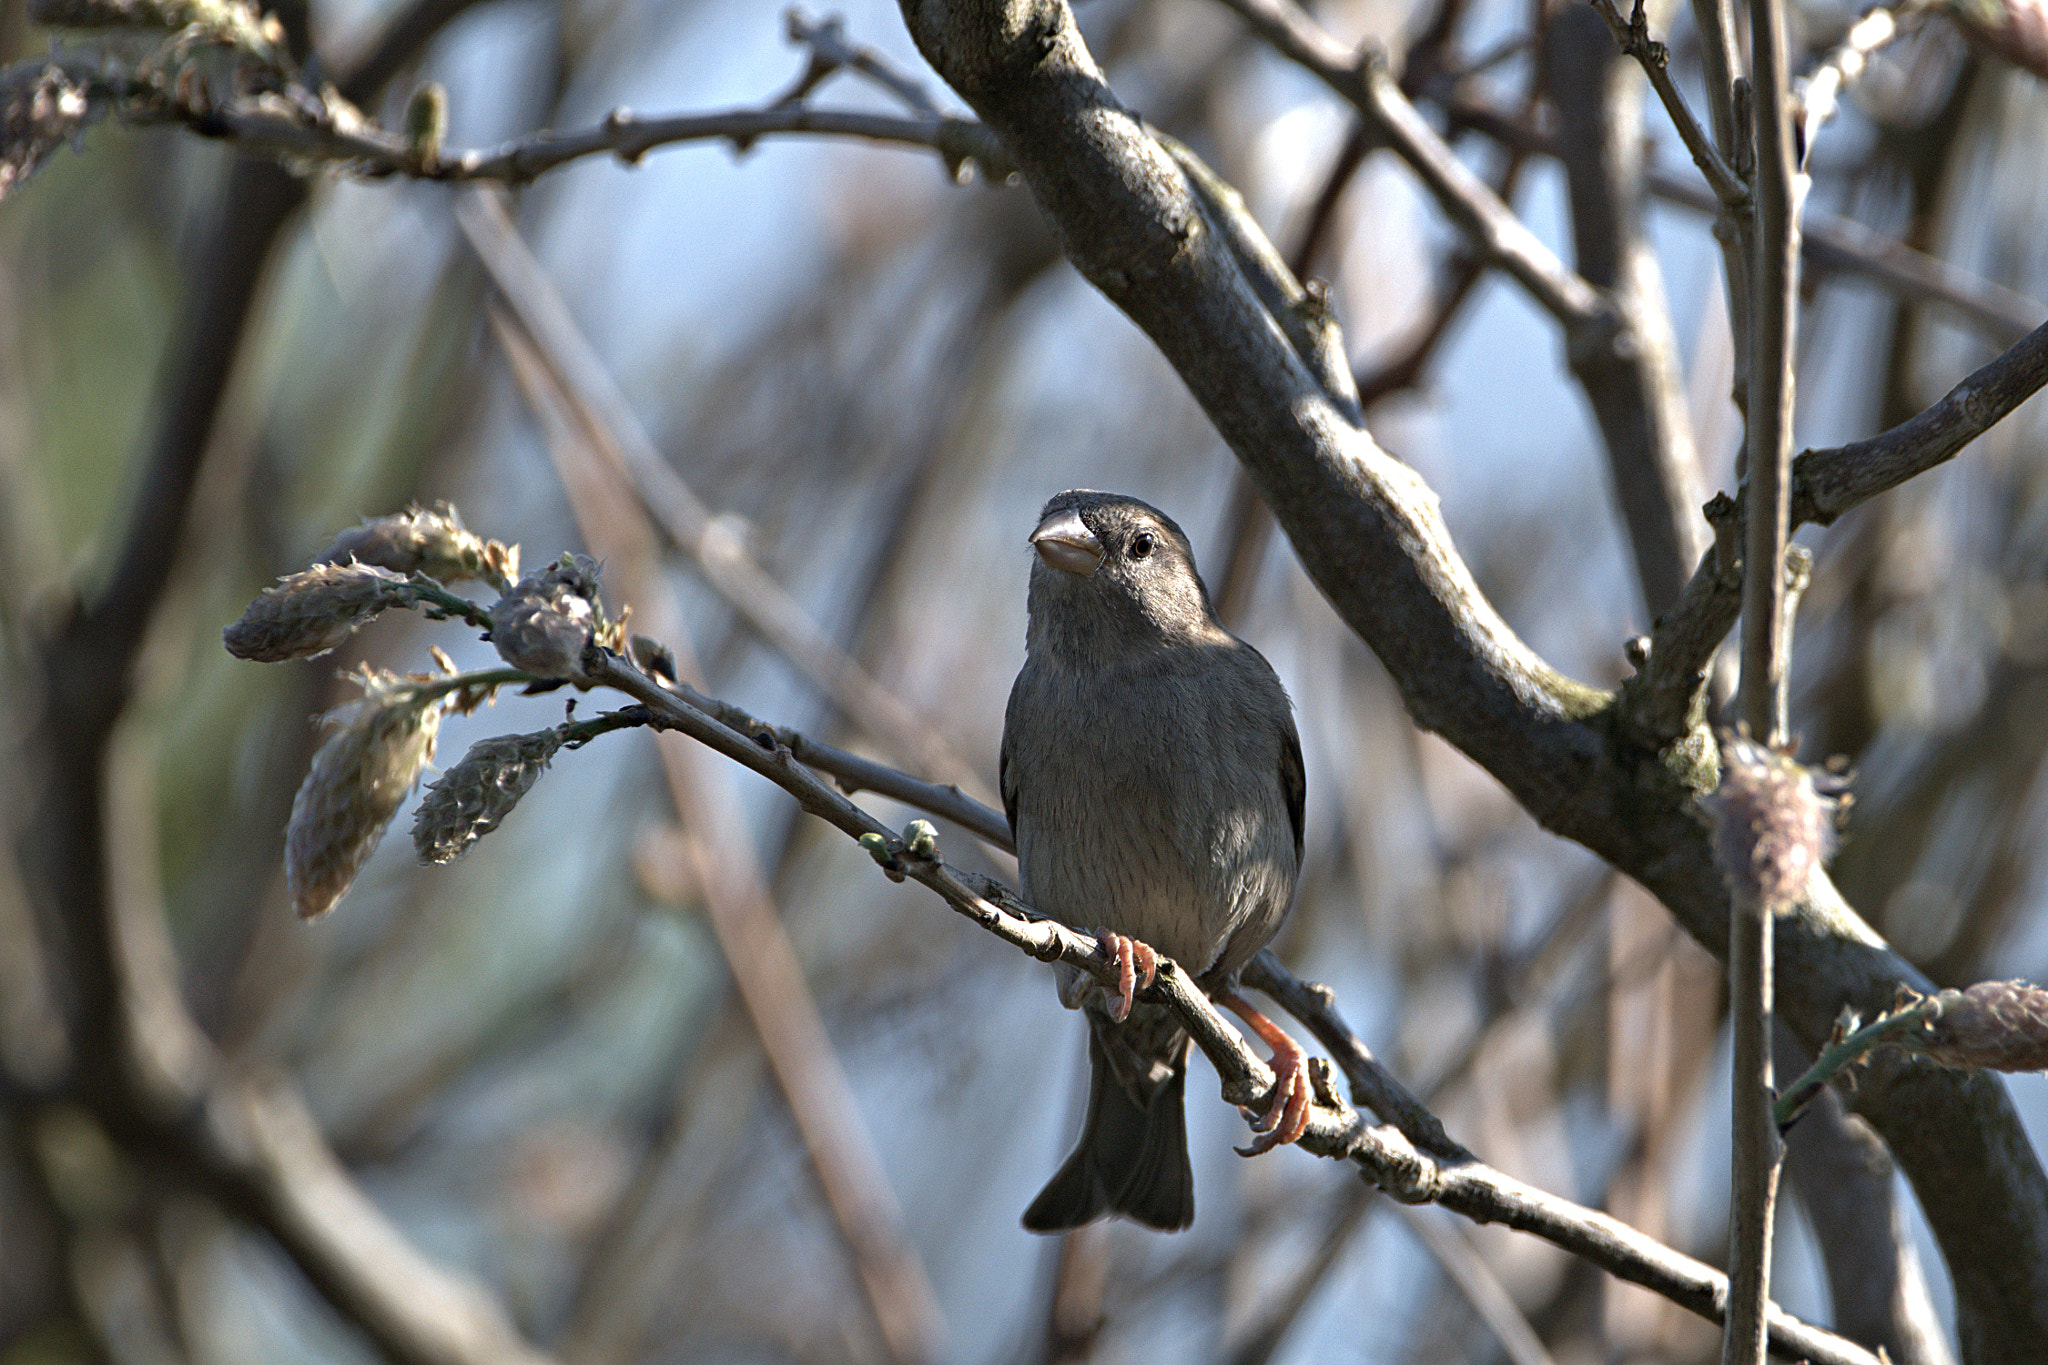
[224,562,417,662]
[286,672,444,919]
[319,502,516,588]
[490,555,603,681]
[1707,736,1842,911]
[413,730,564,864]
[1917,981,2048,1073]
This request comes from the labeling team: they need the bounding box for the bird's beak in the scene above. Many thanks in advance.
[1030,509,1103,576]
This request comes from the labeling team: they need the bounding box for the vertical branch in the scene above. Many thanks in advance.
[1546,2,1708,619]
[1726,0,1801,1355]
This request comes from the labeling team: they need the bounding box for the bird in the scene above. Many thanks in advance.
[1000,489,1311,1233]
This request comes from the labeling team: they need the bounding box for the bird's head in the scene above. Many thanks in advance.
[1025,490,1223,664]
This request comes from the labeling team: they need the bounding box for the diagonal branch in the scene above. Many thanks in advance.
[590,648,1883,1361]
[1793,316,2048,525]
[1210,0,1608,336]
[1588,0,1747,207]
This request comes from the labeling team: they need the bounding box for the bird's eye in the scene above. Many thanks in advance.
[1129,531,1156,561]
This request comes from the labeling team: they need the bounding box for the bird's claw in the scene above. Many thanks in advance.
[1217,987,1314,1157]
[1234,1047,1312,1156]
[1094,929,1159,1023]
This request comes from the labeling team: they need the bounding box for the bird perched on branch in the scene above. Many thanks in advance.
[1002,489,1311,1232]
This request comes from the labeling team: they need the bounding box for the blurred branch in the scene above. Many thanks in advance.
[1398,1205,1559,1365]
[1212,0,1609,336]
[1777,1032,1958,1365]
[455,187,993,798]
[488,295,948,1365]
[898,0,2048,1348]
[188,1083,555,1365]
[1546,4,1708,619]
[586,651,1878,1365]
[1222,1182,1373,1365]
[1795,3,1923,167]
[18,0,561,1362]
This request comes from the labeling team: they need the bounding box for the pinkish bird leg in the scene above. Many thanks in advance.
[1093,929,1160,1023]
[1218,989,1313,1156]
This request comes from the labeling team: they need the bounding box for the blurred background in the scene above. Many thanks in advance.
[2,0,2046,1361]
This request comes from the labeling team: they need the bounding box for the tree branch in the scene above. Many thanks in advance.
[1546,3,1709,619]
[1724,0,1806,1352]
[1793,316,2048,525]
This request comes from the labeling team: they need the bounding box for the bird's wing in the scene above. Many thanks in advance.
[999,680,1022,840]
[1280,720,1306,868]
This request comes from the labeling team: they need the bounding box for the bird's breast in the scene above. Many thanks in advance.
[1006,655,1296,977]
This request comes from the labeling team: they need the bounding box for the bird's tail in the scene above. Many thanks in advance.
[1022,1028,1193,1233]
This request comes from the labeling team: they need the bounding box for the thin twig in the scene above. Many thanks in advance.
[1588,0,1747,207]
[785,8,942,114]
[1775,996,1945,1130]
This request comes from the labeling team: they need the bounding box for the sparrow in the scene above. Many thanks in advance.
[1001,490,1311,1233]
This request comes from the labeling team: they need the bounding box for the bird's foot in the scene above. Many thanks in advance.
[1218,989,1313,1156]
[1093,929,1160,1024]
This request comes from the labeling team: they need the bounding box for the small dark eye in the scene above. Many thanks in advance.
[1129,531,1156,561]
